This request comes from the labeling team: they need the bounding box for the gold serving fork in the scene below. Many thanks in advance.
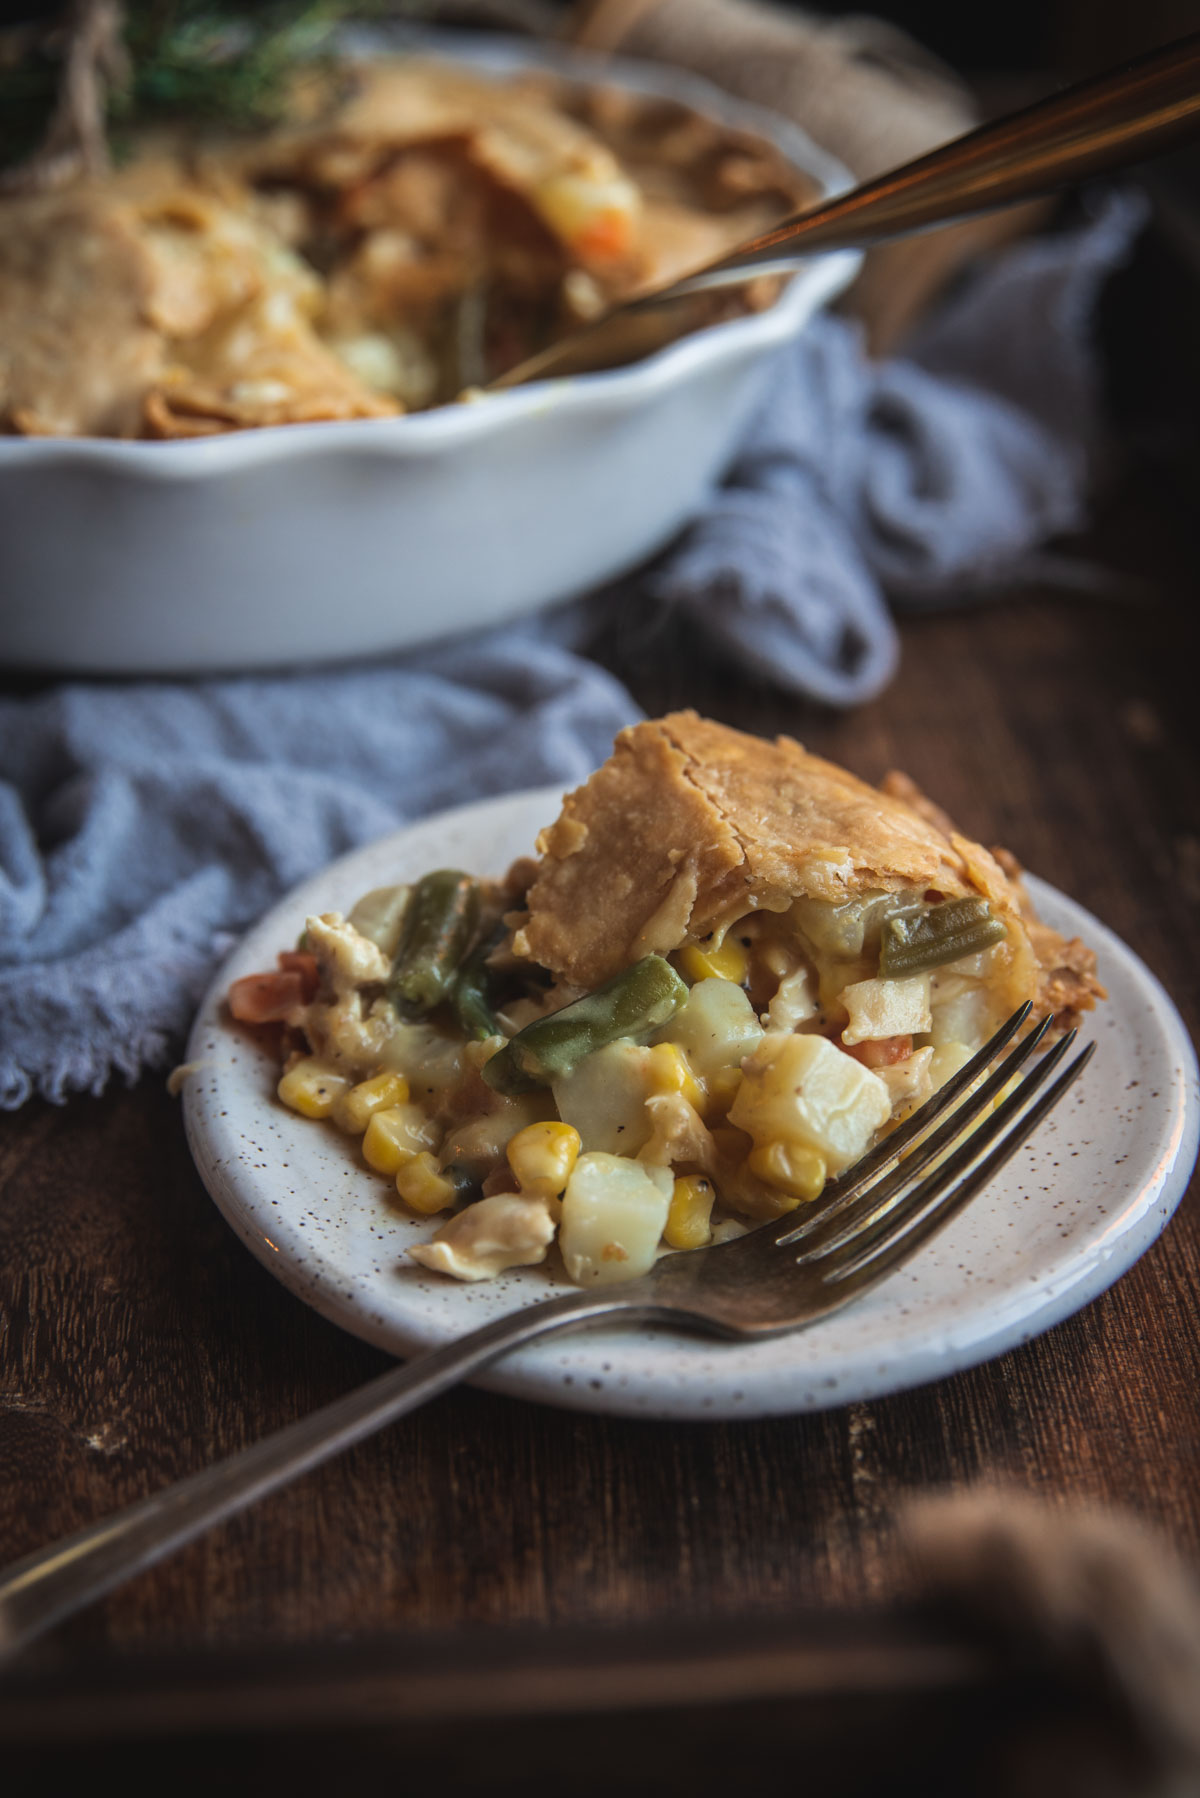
[487,32,1200,390]
[0,1002,1091,1659]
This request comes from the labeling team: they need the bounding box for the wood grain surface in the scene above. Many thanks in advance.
[1,460,1198,1784]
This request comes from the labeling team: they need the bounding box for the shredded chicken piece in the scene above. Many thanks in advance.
[305,912,390,993]
[638,1090,716,1172]
[408,1193,556,1281]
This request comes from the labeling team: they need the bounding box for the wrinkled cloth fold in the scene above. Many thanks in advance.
[655,190,1143,702]
[0,192,1143,1106]
[0,636,637,1107]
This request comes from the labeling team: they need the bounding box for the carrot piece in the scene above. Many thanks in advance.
[277,950,319,1001]
[228,971,306,1024]
[846,1035,914,1069]
[574,211,632,262]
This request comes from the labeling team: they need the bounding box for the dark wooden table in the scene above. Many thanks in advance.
[2,456,1198,1789]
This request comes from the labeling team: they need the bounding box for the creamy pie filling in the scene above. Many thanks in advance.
[234,880,1020,1287]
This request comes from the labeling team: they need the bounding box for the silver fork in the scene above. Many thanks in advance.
[487,34,1200,389]
[0,1004,1091,1659]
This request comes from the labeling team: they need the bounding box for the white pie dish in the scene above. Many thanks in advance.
[0,32,859,677]
[180,785,1200,1421]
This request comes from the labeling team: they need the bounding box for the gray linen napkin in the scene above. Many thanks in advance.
[0,193,1142,1107]
[654,190,1144,702]
[0,635,637,1107]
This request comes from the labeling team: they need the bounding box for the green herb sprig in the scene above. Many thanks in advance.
[0,0,439,183]
[116,0,356,132]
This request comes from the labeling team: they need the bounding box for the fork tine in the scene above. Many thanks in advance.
[785,1010,1053,1260]
[820,1037,1095,1299]
[777,1002,1033,1248]
[817,1027,1080,1282]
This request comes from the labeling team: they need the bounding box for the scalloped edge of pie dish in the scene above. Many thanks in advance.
[1,34,860,676]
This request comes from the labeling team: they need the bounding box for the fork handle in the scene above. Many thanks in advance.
[0,1288,654,1661]
[661,31,1200,299]
[488,33,1200,390]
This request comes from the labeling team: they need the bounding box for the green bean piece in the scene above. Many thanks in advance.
[879,897,1007,978]
[387,869,481,1020]
[483,955,688,1095]
[451,929,504,1041]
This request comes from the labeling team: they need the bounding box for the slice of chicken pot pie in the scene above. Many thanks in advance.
[230,714,1104,1287]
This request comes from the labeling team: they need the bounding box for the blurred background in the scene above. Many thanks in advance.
[1,0,1197,69]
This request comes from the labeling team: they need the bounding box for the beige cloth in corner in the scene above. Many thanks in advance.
[567,0,1047,350]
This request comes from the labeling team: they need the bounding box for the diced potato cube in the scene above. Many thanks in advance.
[729,1033,890,1175]
[841,974,932,1045]
[790,892,884,959]
[559,1153,673,1286]
[656,978,763,1082]
[928,984,990,1050]
[376,1021,466,1099]
[552,1042,653,1157]
[944,944,1005,980]
[929,1041,977,1090]
[347,884,411,955]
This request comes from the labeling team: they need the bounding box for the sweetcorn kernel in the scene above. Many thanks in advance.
[395,1152,460,1215]
[277,1059,351,1120]
[748,1141,827,1204]
[644,1042,706,1113]
[506,1120,581,1200]
[332,1071,410,1135]
[677,936,748,986]
[362,1103,435,1175]
[665,1175,716,1250]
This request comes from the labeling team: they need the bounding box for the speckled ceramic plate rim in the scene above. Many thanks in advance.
[182,786,1199,1420]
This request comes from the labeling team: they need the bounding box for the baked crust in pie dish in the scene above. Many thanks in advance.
[0,57,815,440]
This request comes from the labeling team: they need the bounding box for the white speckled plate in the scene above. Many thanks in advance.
[182,787,1199,1419]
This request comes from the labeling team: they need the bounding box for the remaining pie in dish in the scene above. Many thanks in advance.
[0,58,814,439]
[228,713,1105,1286]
